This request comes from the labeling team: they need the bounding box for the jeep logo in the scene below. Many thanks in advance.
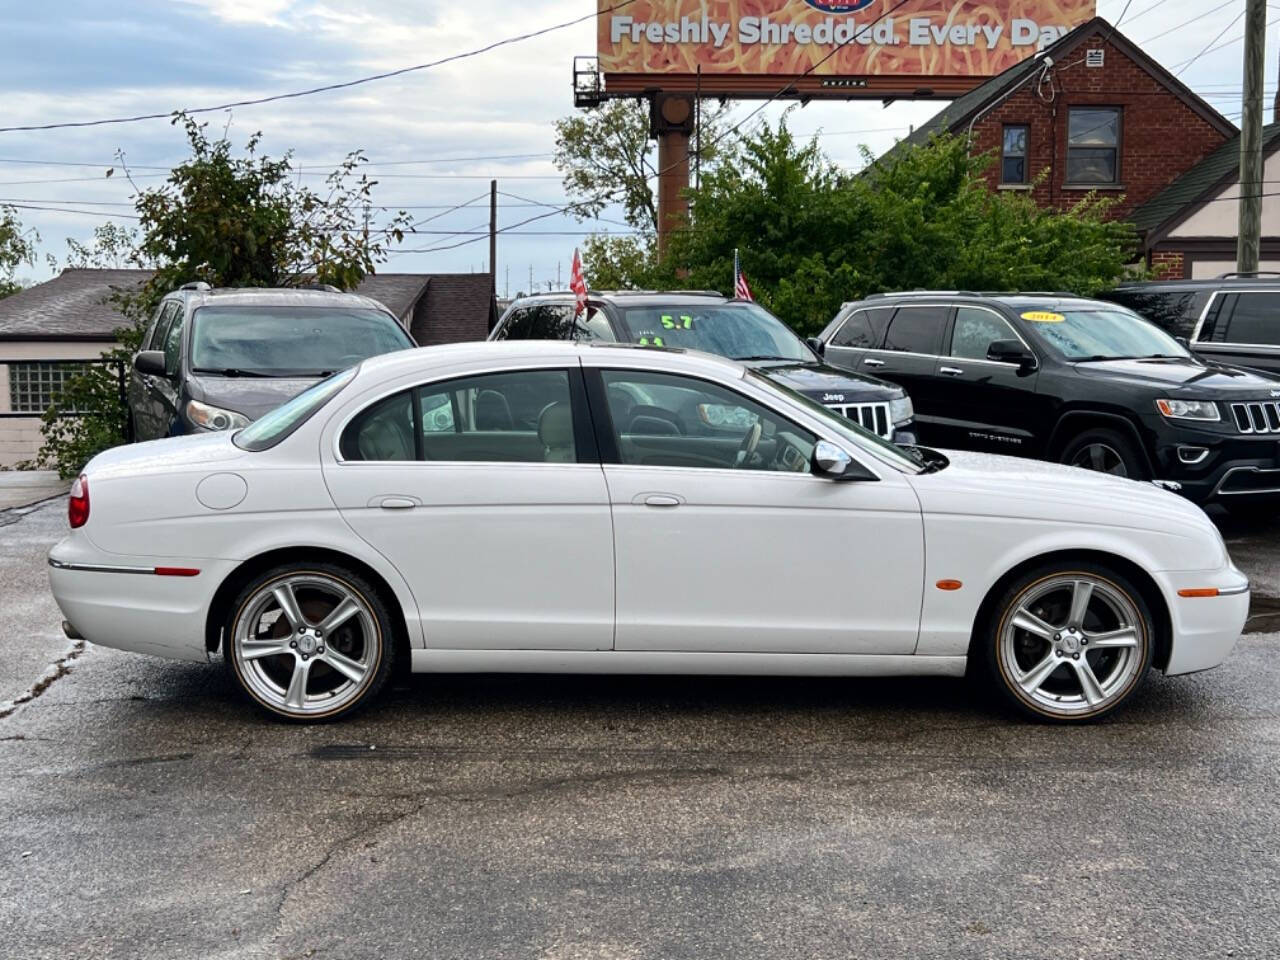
[822,393,845,402]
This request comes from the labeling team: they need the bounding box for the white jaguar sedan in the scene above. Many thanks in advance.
[49,341,1248,723]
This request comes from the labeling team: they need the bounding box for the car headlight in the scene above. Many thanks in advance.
[890,395,914,426]
[186,400,250,432]
[1155,398,1219,422]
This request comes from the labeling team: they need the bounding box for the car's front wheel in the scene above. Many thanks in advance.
[224,563,395,721]
[1060,428,1147,479]
[981,563,1154,722]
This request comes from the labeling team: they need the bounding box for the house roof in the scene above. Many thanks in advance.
[1129,121,1280,241]
[0,269,494,342]
[885,16,1236,159]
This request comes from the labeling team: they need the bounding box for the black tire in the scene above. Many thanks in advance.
[223,561,397,722]
[1059,428,1147,479]
[978,561,1155,723]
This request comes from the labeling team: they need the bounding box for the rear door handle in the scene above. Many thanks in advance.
[863,358,885,367]
[939,366,964,376]
[638,494,683,507]
[376,496,418,510]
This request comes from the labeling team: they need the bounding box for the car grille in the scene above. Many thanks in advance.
[1230,401,1280,433]
[825,401,892,438]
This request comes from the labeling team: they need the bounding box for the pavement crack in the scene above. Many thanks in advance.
[0,639,85,721]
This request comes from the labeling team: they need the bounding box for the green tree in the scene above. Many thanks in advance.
[554,98,730,235]
[37,114,412,477]
[0,205,38,299]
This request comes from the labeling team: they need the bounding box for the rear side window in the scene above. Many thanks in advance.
[1104,289,1205,339]
[831,308,891,348]
[494,305,575,341]
[882,306,948,355]
[1215,291,1280,345]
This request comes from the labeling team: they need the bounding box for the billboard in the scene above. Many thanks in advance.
[598,0,1096,87]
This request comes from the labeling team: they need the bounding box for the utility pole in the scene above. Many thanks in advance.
[489,179,498,295]
[1239,0,1266,274]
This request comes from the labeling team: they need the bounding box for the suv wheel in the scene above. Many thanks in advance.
[1061,428,1146,479]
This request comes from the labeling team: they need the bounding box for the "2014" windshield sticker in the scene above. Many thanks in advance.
[1021,310,1065,323]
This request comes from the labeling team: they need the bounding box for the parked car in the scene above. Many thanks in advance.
[50,341,1247,724]
[489,291,916,444]
[128,283,415,441]
[1101,274,1280,375]
[815,291,1280,508]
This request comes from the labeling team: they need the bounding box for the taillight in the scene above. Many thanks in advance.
[68,474,89,528]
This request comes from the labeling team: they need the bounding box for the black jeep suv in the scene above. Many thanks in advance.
[815,291,1280,506]
[490,291,917,444]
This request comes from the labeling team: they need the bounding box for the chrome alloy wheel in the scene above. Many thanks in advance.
[997,574,1146,718]
[1070,442,1128,477]
[231,573,381,718]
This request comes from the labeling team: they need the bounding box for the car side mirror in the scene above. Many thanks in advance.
[986,339,1038,374]
[806,336,826,357]
[133,350,166,377]
[1176,336,1190,348]
[811,440,875,481]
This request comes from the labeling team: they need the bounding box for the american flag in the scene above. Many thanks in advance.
[733,249,753,302]
[569,248,588,315]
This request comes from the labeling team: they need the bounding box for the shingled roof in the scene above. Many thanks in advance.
[1129,121,1280,241]
[883,16,1236,161]
[0,269,495,342]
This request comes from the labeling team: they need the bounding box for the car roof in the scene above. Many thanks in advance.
[354,339,746,381]
[167,286,394,314]
[854,291,1118,312]
[1109,276,1280,291]
[508,290,731,308]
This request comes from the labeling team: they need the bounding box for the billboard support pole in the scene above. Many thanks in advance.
[694,66,702,192]
[652,94,695,258]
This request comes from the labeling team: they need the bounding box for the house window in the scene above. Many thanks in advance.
[1067,107,1121,184]
[1001,125,1029,184]
[7,362,91,414]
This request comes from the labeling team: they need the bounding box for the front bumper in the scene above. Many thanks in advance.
[1155,566,1250,675]
[1145,416,1280,501]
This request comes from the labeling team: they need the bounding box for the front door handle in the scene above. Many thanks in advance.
[377,496,417,510]
[863,358,885,367]
[640,494,682,507]
[939,366,964,376]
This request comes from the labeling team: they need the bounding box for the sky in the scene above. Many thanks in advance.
[0,0,1274,295]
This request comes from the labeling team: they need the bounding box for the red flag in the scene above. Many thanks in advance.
[734,266,753,302]
[570,248,588,315]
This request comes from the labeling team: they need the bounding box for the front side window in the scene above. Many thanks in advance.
[340,369,580,464]
[616,302,812,362]
[234,367,358,452]
[1022,308,1189,361]
[1067,107,1120,184]
[1002,125,1029,184]
[600,369,816,473]
[190,305,411,378]
[572,308,618,343]
[1218,292,1280,346]
[162,307,186,376]
[494,304,576,341]
[950,307,1023,361]
[883,305,948,355]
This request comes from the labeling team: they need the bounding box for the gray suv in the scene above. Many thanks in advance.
[129,283,415,441]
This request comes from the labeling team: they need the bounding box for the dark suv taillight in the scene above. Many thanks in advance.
[68,474,89,528]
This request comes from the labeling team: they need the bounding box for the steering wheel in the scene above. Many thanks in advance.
[733,421,763,469]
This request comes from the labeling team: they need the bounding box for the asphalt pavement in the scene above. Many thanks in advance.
[2,497,1279,960]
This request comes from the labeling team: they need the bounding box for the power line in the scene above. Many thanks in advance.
[0,151,555,170]
[1135,0,1238,45]
[0,0,638,134]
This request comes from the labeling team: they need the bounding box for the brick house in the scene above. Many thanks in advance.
[0,270,497,466]
[887,16,1278,274]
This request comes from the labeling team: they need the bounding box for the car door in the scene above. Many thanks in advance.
[322,363,615,651]
[857,304,950,438]
[822,306,891,373]
[131,301,178,440]
[585,363,924,654]
[931,305,1042,454]
[1194,290,1280,374]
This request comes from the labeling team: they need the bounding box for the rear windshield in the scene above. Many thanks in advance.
[233,367,357,452]
[191,305,412,377]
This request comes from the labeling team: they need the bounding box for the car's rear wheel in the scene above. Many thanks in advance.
[224,563,395,721]
[1060,428,1146,479]
[981,563,1154,722]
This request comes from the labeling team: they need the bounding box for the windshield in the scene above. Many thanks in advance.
[616,303,814,362]
[1021,307,1190,361]
[191,305,413,377]
[745,369,923,474]
[233,367,357,452]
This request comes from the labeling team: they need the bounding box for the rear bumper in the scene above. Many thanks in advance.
[48,536,231,662]
[1155,566,1250,676]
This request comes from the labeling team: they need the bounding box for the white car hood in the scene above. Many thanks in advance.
[907,448,1219,538]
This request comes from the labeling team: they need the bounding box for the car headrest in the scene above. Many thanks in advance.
[538,401,574,461]
[475,389,513,431]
